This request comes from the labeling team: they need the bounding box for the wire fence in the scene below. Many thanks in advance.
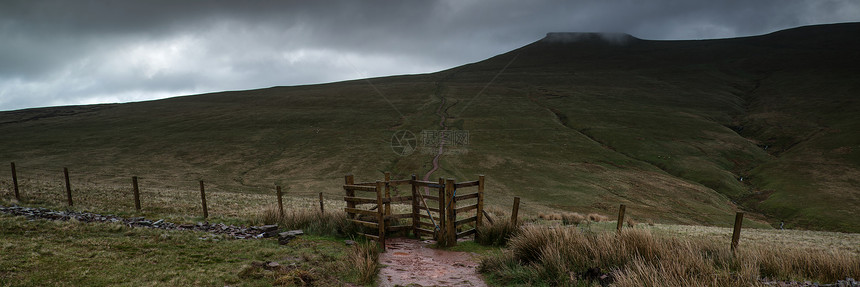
[2,162,748,228]
[1,161,341,220]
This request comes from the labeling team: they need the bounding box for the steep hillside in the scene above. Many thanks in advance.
[1,23,858,231]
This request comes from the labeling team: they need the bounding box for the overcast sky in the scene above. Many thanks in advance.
[1,0,858,111]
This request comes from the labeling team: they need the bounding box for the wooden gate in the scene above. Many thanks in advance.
[343,177,385,245]
[447,176,485,246]
[342,173,485,249]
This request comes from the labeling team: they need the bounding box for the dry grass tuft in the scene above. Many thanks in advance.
[538,213,563,220]
[255,204,282,224]
[476,217,518,246]
[752,245,859,283]
[587,213,609,222]
[625,217,637,228]
[485,206,508,218]
[253,205,358,237]
[274,269,316,286]
[562,212,585,226]
[481,226,860,286]
[345,240,380,284]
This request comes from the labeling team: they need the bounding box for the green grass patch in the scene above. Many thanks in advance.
[0,214,365,286]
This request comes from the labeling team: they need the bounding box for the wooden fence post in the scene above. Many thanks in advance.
[63,167,73,206]
[276,186,284,218]
[199,180,208,219]
[132,176,141,211]
[11,162,20,201]
[616,204,626,233]
[445,178,456,246]
[319,192,324,213]
[345,175,355,219]
[476,175,484,229]
[410,174,419,237]
[384,172,391,216]
[375,181,386,251]
[437,177,445,242]
[731,212,744,252]
[511,197,520,226]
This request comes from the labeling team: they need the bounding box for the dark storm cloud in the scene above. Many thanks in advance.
[1,0,858,110]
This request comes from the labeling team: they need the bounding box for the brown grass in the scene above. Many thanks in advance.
[538,213,563,220]
[344,240,380,284]
[648,224,860,256]
[485,206,508,218]
[476,216,518,246]
[587,213,609,222]
[480,226,860,286]
[562,212,585,225]
[625,217,637,228]
[252,204,358,237]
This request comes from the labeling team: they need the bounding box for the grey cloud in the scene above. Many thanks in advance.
[1,0,858,111]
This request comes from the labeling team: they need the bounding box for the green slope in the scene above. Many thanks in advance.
[1,23,858,231]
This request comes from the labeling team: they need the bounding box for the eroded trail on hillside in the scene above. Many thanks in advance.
[422,78,457,191]
[422,94,449,186]
[377,238,487,287]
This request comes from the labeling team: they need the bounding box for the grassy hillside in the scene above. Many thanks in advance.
[1,23,858,231]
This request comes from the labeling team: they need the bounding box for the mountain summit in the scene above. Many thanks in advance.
[541,32,640,45]
[1,23,858,232]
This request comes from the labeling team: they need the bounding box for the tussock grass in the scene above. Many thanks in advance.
[345,240,380,284]
[561,212,585,225]
[648,224,860,255]
[485,206,508,218]
[538,213,562,220]
[587,213,609,222]
[481,226,860,286]
[252,204,359,237]
[625,217,637,228]
[752,245,859,283]
[476,217,518,246]
[535,211,622,228]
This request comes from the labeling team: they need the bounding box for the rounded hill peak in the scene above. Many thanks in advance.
[541,32,640,45]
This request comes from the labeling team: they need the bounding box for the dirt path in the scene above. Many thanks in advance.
[422,86,450,187]
[377,238,487,287]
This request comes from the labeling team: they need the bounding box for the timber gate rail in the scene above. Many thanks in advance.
[342,172,485,250]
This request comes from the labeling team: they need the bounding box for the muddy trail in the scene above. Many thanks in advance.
[422,79,457,188]
[377,238,487,287]
[422,94,448,184]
